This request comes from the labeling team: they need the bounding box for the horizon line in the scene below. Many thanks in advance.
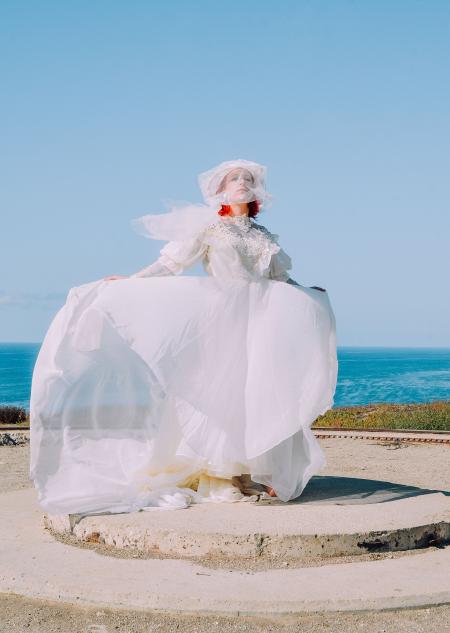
[1,342,450,350]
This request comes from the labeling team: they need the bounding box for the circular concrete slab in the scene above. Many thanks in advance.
[1,488,450,616]
[44,476,450,561]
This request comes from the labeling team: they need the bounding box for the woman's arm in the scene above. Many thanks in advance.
[130,235,208,278]
[104,234,208,281]
[129,258,175,278]
[104,256,175,280]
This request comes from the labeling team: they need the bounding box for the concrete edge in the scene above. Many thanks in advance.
[2,586,450,617]
[1,490,450,616]
[43,513,450,561]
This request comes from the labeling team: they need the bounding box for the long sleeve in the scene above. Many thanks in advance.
[129,259,175,278]
[130,235,208,278]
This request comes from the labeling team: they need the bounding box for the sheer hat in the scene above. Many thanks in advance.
[131,158,271,242]
[198,158,271,208]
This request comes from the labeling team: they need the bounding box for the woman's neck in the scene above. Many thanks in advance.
[228,202,249,217]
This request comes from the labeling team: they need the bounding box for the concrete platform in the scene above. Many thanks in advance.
[1,488,450,615]
[44,476,450,561]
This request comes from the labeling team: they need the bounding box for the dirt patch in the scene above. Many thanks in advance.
[1,593,449,633]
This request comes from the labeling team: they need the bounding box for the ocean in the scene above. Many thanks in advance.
[0,343,449,411]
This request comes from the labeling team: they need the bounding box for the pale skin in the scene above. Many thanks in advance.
[103,167,326,498]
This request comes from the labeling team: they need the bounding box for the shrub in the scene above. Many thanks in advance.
[313,400,450,432]
[0,405,28,425]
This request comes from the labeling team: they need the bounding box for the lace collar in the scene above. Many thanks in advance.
[219,215,253,230]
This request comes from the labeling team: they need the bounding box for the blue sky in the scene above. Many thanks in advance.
[1,1,449,346]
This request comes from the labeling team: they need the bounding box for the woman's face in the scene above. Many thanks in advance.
[219,168,255,202]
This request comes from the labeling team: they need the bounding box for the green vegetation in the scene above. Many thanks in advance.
[0,406,28,427]
[1,402,449,432]
[313,401,450,432]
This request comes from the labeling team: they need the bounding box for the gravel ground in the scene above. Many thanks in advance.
[0,444,31,494]
[1,594,449,633]
[319,437,450,491]
[1,438,449,632]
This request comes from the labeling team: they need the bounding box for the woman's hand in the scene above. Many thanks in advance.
[103,275,129,281]
[310,285,326,292]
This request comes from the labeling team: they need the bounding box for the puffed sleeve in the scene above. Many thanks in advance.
[130,234,208,278]
[269,245,294,282]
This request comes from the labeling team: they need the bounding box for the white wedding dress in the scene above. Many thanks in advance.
[30,214,338,514]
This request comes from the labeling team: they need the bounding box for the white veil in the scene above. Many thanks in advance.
[131,200,219,242]
[130,159,272,242]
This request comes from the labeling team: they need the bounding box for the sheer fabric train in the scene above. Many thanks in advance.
[30,214,338,514]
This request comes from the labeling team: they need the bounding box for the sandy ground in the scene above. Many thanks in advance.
[0,444,31,494]
[1,593,449,633]
[1,438,449,632]
[3,437,449,495]
[319,437,450,491]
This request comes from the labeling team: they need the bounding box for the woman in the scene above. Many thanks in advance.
[30,159,338,515]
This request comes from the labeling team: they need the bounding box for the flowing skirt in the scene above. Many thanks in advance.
[30,276,338,514]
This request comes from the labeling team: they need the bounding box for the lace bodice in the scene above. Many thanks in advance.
[131,215,294,283]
